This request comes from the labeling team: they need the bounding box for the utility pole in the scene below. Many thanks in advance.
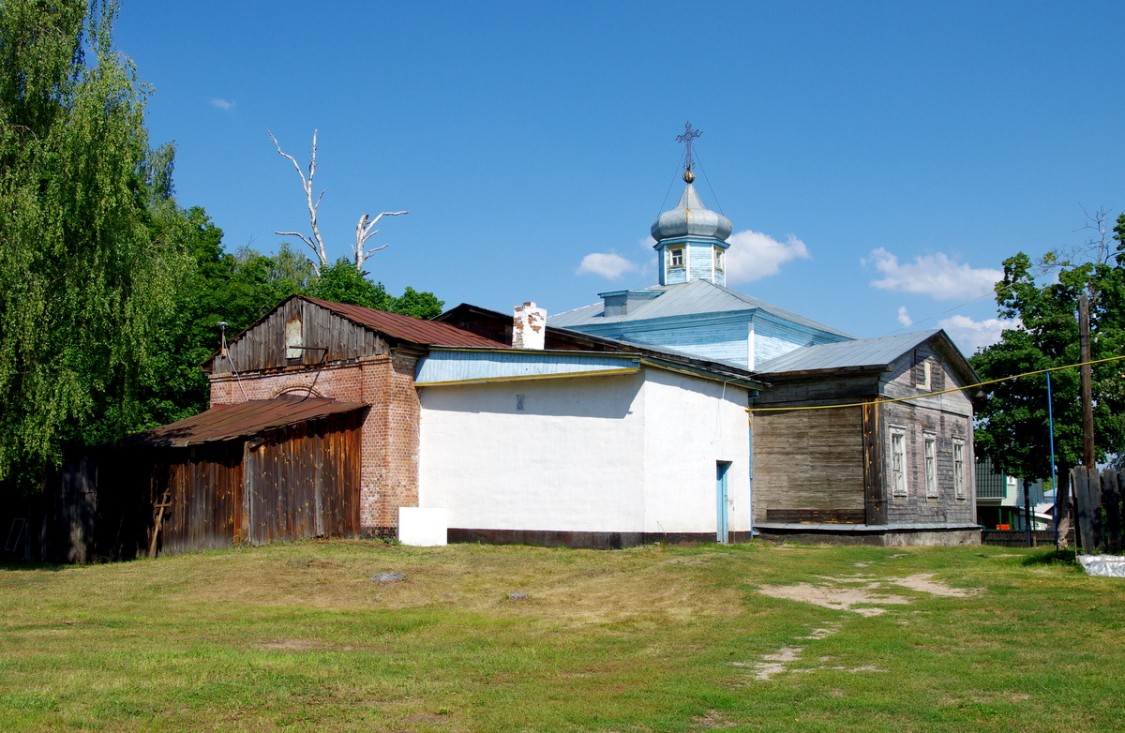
[1076,292,1097,552]
[1079,292,1095,468]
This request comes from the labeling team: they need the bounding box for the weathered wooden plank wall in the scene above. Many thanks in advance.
[753,403,866,524]
[881,349,975,525]
[214,299,383,374]
[64,412,364,559]
[243,415,362,545]
[160,444,242,554]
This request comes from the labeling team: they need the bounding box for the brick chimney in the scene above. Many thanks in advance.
[513,302,546,350]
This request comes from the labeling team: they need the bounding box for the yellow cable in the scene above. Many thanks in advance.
[747,352,1125,414]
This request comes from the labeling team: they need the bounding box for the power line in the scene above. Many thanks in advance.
[748,353,1125,413]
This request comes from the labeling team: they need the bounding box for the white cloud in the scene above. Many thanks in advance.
[864,247,1001,300]
[897,306,913,327]
[210,98,236,111]
[937,314,1020,354]
[576,252,639,280]
[725,230,810,284]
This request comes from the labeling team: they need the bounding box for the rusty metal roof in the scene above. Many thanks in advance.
[121,396,368,448]
[301,296,507,348]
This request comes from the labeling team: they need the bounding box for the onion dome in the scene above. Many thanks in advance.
[650,175,733,242]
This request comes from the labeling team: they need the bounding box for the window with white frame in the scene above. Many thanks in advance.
[714,247,724,272]
[924,433,938,498]
[891,428,907,497]
[953,440,966,499]
[669,247,685,268]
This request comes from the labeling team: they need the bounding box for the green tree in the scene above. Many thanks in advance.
[391,286,444,319]
[225,243,312,327]
[0,0,189,491]
[970,216,1125,488]
[304,259,393,310]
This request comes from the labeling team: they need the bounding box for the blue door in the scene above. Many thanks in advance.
[716,461,732,543]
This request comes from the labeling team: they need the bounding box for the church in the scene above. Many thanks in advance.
[549,127,980,545]
[51,129,981,560]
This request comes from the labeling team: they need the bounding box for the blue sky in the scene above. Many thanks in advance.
[114,1,1125,355]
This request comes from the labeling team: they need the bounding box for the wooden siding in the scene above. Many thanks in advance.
[751,340,977,529]
[159,443,244,554]
[882,345,972,417]
[663,244,688,285]
[880,351,975,524]
[752,404,867,524]
[753,315,853,370]
[75,412,364,559]
[214,298,386,374]
[687,241,718,283]
[862,400,887,524]
[242,417,362,545]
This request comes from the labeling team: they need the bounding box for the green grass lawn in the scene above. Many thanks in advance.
[2,540,1122,732]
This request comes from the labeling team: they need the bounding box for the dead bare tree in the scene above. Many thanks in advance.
[1080,204,1112,265]
[269,129,328,274]
[1037,205,1115,275]
[354,211,407,271]
[269,129,408,276]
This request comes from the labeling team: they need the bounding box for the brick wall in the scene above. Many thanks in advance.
[209,353,421,536]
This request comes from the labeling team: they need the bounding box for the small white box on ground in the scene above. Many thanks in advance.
[398,507,448,546]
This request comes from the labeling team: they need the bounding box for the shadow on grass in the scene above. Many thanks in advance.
[0,553,65,572]
[1021,549,1079,567]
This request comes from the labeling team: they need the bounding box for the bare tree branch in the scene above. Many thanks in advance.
[354,210,409,270]
[270,128,411,275]
[1036,204,1115,276]
[1080,204,1111,265]
[269,129,328,274]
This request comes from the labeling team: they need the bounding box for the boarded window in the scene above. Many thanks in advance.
[286,315,303,361]
[916,360,932,391]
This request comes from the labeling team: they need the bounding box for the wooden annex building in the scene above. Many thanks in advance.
[54,396,367,561]
[751,330,979,545]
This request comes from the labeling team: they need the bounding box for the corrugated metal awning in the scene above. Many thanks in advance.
[120,396,368,448]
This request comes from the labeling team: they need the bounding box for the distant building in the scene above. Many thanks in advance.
[975,457,1049,531]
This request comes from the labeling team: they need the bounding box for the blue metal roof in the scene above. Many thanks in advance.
[754,330,942,374]
[550,279,853,339]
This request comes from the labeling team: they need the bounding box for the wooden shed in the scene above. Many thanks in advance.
[86,396,368,559]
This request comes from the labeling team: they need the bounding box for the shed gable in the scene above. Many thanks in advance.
[211,299,387,374]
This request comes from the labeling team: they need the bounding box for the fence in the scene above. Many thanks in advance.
[1071,466,1124,554]
[981,529,1074,548]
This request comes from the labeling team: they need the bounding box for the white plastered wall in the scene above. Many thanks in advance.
[641,369,750,534]
[418,367,751,536]
[419,373,647,532]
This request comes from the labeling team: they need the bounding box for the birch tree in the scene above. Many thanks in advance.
[0,0,189,492]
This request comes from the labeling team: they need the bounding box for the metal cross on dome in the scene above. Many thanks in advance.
[676,121,702,174]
